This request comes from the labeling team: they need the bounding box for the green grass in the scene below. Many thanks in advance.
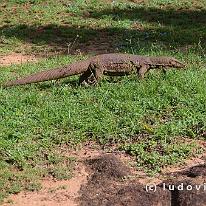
[0,0,206,202]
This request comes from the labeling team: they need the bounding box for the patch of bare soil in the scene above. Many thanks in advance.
[2,164,88,206]
[0,53,38,66]
[79,154,171,206]
[2,143,103,206]
[69,32,119,56]
[3,142,206,206]
[160,164,206,206]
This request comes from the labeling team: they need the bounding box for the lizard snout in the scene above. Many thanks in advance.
[170,59,186,68]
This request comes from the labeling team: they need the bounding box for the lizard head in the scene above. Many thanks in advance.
[168,57,185,68]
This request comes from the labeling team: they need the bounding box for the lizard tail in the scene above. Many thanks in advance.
[3,60,89,87]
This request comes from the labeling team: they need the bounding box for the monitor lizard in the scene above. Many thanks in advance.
[3,53,185,87]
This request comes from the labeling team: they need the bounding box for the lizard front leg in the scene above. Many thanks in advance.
[138,64,150,79]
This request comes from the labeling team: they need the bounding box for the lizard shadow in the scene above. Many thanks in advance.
[35,79,80,90]
[34,76,137,90]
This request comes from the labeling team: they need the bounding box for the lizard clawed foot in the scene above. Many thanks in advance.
[79,70,98,86]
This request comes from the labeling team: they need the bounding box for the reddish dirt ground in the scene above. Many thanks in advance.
[0,53,38,66]
[2,142,206,206]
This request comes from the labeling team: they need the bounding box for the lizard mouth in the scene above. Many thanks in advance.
[176,63,185,67]
[171,60,186,68]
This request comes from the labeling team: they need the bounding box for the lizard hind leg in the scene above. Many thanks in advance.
[79,63,103,86]
[79,70,93,86]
